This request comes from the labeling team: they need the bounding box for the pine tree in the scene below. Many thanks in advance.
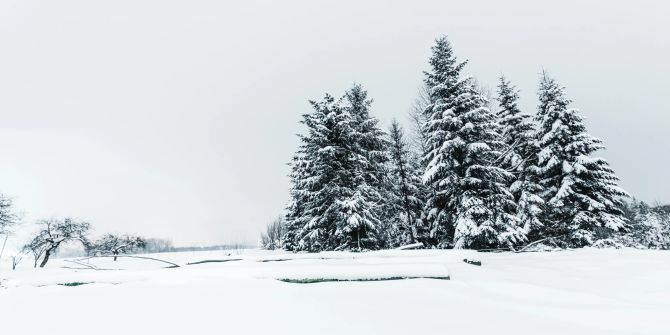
[496,76,536,171]
[386,120,426,246]
[283,150,311,251]
[344,84,388,209]
[533,72,629,246]
[422,36,524,249]
[283,96,336,251]
[605,200,669,249]
[495,77,545,238]
[337,84,387,250]
[283,86,387,252]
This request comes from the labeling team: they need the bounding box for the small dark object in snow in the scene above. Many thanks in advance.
[463,259,482,266]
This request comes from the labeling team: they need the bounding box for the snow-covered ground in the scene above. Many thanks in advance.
[1,249,668,334]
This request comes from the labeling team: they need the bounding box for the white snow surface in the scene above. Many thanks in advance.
[1,249,668,334]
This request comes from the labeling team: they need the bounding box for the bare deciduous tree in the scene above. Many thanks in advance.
[407,83,430,160]
[23,218,90,268]
[88,234,146,261]
[22,236,46,268]
[260,216,286,250]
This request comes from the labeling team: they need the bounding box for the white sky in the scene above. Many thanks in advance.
[0,0,668,246]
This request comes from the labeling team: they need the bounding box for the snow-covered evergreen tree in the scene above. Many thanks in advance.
[533,72,629,246]
[595,200,670,249]
[296,94,360,251]
[422,36,524,249]
[627,204,670,249]
[283,97,331,251]
[495,76,545,238]
[343,84,388,211]
[385,120,426,246]
[283,150,311,251]
[496,76,537,171]
[283,85,387,252]
[337,84,387,250]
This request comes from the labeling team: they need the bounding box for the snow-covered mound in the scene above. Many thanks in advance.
[1,248,668,335]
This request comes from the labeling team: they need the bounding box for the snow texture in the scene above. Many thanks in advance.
[1,248,668,335]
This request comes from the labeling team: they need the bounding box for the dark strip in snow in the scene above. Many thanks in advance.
[278,276,450,284]
[186,259,243,265]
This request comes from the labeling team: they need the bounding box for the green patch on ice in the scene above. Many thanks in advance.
[58,282,91,287]
[278,276,450,284]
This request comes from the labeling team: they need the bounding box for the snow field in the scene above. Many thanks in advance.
[1,249,668,335]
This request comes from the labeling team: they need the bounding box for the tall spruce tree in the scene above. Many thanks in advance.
[283,95,342,251]
[386,120,426,246]
[283,85,387,252]
[338,84,387,250]
[495,77,545,238]
[283,150,311,251]
[496,76,536,170]
[344,84,388,208]
[533,72,628,246]
[422,36,524,249]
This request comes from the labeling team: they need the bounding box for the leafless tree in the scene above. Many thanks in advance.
[22,236,46,268]
[88,234,146,261]
[471,78,495,111]
[260,216,286,250]
[407,83,430,159]
[23,218,90,268]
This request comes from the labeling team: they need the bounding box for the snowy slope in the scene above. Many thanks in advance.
[0,249,668,334]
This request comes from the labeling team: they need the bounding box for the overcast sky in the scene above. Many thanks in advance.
[0,0,667,246]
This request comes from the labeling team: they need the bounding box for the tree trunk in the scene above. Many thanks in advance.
[0,234,8,261]
[405,210,417,244]
[39,249,52,268]
[357,230,361,250]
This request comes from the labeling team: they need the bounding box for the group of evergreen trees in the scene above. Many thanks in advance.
[281,36,636,252]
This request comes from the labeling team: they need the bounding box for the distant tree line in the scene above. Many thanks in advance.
[264,35,669,252]
[0,196,254,269]
[0,200,180,269]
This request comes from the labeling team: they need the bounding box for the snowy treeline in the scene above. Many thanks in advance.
[278,36,665,252]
